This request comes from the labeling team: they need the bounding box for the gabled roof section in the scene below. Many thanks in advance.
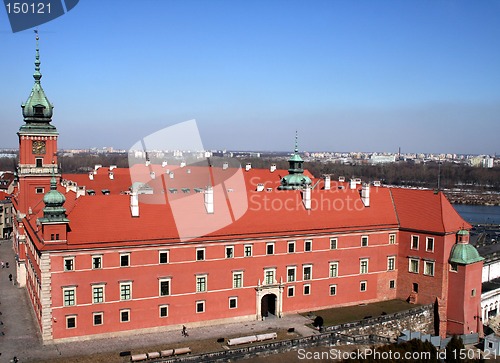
[390,188,470,234]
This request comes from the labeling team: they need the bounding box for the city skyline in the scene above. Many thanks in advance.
[1,0,500,154]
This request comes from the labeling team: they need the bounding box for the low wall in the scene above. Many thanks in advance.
[156,304,434,363]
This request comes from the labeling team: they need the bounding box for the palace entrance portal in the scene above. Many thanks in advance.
[261,293,277,318]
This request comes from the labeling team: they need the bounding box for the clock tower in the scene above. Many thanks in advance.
[17,33,59,215]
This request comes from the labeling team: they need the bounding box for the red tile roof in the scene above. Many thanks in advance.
[22,167,468,250]
[390,188,470,234]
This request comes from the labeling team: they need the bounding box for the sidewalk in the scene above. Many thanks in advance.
[0,239,316,363]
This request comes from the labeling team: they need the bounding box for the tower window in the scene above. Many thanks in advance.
[36,158,43,167]
[35,187,44,194]
[34,105,44,115]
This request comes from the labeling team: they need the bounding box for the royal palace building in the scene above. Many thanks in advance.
[12,38,484,343]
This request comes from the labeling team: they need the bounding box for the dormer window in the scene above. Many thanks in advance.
[34,105,45,116]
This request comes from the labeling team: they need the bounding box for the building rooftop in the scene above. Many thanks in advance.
[20,165,470,251]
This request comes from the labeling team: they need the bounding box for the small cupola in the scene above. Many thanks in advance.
[449,229,483,265]
[278,131,312,190]
[40,176,68,223]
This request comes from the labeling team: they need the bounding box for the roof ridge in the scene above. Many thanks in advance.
[388,188,401,229]
[438,191,446,234]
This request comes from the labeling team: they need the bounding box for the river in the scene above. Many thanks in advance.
[453,204,500,225]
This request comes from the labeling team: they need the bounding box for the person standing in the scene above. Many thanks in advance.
[8,274,12,282]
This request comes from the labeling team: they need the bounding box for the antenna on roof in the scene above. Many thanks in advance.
[437,158,441,191]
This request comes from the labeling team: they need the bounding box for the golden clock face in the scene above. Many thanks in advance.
[32,140,46,155]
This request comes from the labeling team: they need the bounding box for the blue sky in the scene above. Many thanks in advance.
[1,0,499,154]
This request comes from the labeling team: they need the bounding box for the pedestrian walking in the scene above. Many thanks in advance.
[8,274,12,282]
[1,261,4,268]
[182,325,188,337]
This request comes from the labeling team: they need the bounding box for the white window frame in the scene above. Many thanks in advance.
[266,243,275,255]
[225,246,234,259]
[229,297,238,309]
[66,315,77,329]
[288,241,295,253]
[411,235,419,250]
[361,235,369,247]
[120,253,130,267]
[196,248,205,261]
[64,257,74,272]
[159,278,171,296]
[287,266,296,282]
[159,304,169,318]
[303,264,312,280]
[426,237,434,252]
[92,255,102,269]
[264,268,276,285]
[196,275,207,292]
[196,300,205,313]
[409,258,419,273]
[360,280,367,292]
[424,261,435,276]
[159,250,169,264]
[329,262,339,278]
[92,284,105,304]
[63,287,76,306]
[232,271,243,288]
[93,312,103,326]
[389,280,396,289]
[330,237,338,250]
[287,286,295,297]
[35,187,45,194]
[304,239,312,252]
[120,282,132,301]
[360,258,369,274]
[303,284,311,295]
[389,233,396,244]
[244,244,252,257]
[387,256,396,271]
[120,309,130,323]
[329,284,337,296]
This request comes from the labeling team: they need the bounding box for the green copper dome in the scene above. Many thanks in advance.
[43,177,65,206]
[281,173,312,188]
[449,244,483,265]
[39,176,69,223]
[278,131,312,190]
[449,229,483,265]
[19,33,57,135]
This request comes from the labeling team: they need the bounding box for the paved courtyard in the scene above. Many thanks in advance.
[0,239,316,363]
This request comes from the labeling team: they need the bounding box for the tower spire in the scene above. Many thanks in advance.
[34,29,41,83]
[294,130,299,154]
[21,29,54,124]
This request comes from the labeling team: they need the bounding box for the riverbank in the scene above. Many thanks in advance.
[445,190,500,206]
